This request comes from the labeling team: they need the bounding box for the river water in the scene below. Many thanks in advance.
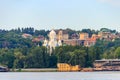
[0,72,120,80]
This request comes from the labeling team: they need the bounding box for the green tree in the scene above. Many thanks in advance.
[0,49,15,68]
[25,47,49,68]
[13,51,25,68]
[49,54,57,68]
[69,50,86,67]
[115,47,120,58]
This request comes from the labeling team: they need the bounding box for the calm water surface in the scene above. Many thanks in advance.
[0,72,120,80]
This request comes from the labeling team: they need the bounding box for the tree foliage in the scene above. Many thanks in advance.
[0,27,119,68]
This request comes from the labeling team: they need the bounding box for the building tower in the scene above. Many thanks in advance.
[43,29,62,55]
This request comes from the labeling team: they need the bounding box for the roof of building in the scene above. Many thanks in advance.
[95,59,120,62]
[55,29,68,34]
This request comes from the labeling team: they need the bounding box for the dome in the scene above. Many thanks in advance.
[49,29,57,40]
[49,29,56,36]
[43,39,48,46]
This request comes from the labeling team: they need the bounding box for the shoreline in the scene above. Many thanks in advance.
[9,68,120,72]
[10,68,58,72]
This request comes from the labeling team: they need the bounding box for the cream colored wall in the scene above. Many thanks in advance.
[79,33,89,40]
[57,30,69,40]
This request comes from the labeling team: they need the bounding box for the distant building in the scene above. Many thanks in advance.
[84,38,96,47]
[98,31,118,41]
[64,39,84,46]
[79,33,89,40]
[71,33,79,39]
[22,33,32,39]
[32,35,44,42]
[56,30,69,40]
[91,34,101,39]
[43,29,62,55]
[84,34,100,47]
[98,31,111,39]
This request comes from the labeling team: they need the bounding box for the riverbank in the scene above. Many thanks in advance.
[9,68,120,72]
[10,68,94,72]
[10,68,57,72]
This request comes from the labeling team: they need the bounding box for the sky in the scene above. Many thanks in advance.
[0,0,120,31]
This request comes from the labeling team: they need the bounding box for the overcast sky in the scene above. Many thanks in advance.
[0,0,120,31]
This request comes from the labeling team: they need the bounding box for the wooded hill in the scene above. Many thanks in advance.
[0,27,120,68]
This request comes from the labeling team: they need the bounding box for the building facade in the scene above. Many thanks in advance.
[79,33,89,40]
[84,34,100,47]
[56,30,69,40]
[43,29,62,55]
[63,39,84,46]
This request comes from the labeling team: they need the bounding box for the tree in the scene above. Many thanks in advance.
[102,47,116,59]
[13,51,25,68]
[85,47,91,67]
[71,50,86,67]
[25,47,49,68]
[0,49,15,68]
[115,47,120,58]
[49,54,57,68]
[95,47,102,60]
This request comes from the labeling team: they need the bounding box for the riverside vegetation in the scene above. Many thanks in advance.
[0,27,120,69]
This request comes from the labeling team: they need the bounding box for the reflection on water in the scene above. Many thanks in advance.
[0,72,120,80]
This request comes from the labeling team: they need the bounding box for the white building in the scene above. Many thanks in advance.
[43,29,62,55]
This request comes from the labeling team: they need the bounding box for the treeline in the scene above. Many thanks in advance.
[1,39,120,69]
[0,45,101,68]
[0,27,49,48]
[2,40,120,69]
[0,47,54,68]
[95,38,120,59]
[0,27,100,48]
[0,27,119,68]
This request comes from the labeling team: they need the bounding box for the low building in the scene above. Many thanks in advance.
[22,33,33,39]
[93,59,120,71]
[84,38,96,47]
[84,34,100,47]
[32,35,44,42]
[56,29,69,40]
[63,39,84,46]
[79,33,89,40]
[71,33,79,39]
[57,63,80,72]
[98,31,111,39]
[98,31,118,41]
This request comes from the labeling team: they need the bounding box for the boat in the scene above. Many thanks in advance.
[0,66,9,72]
[93,59,120,71]
[57,63,81,72]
